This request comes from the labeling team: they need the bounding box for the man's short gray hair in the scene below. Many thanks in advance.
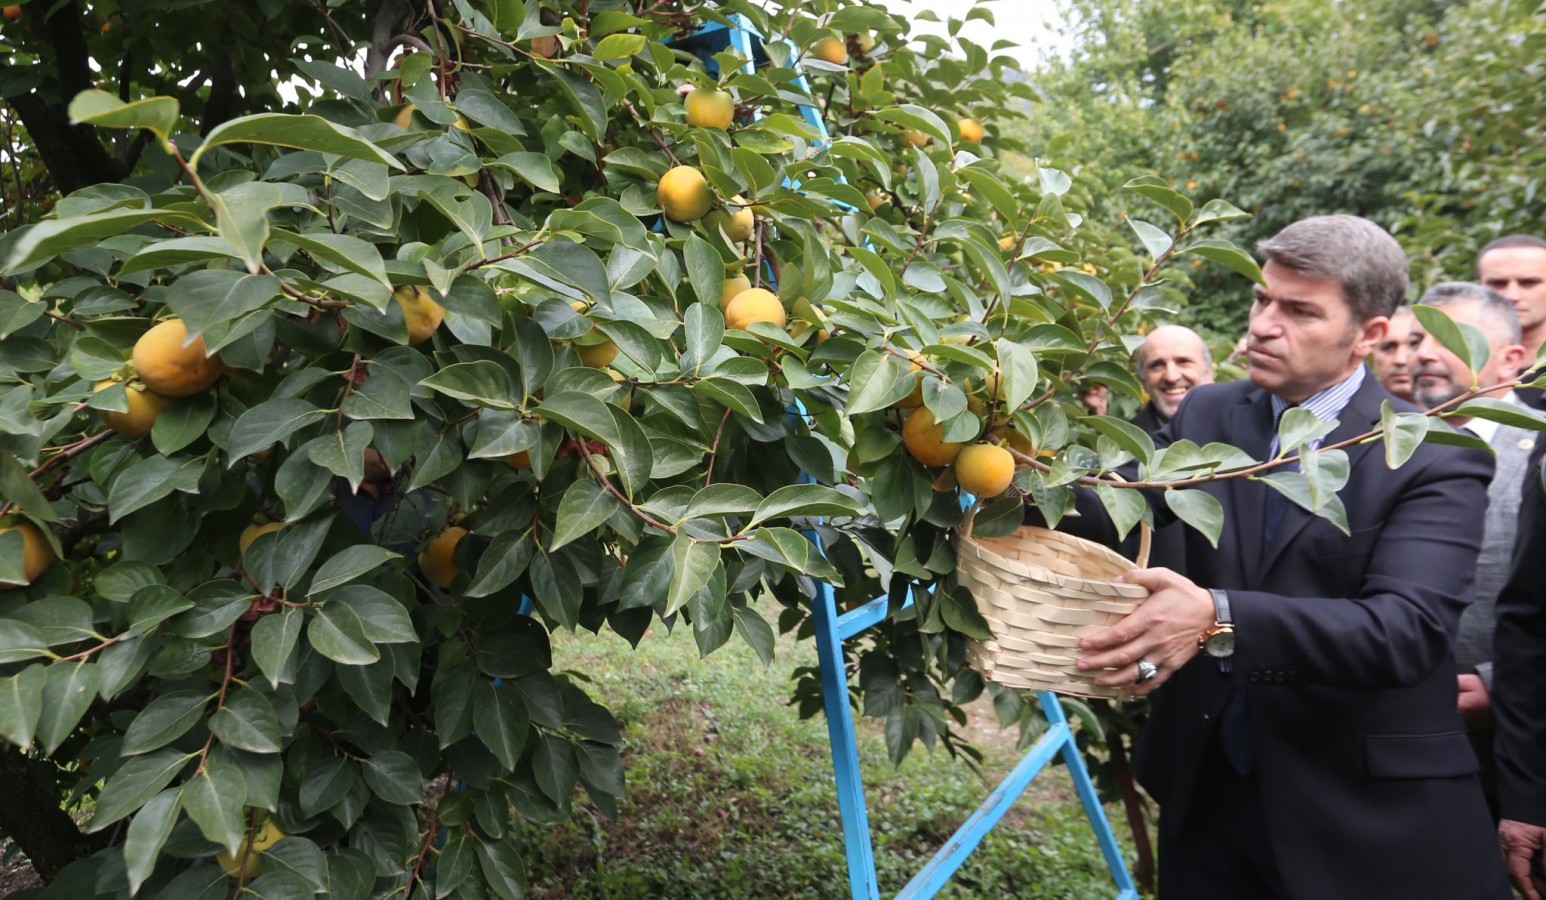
[1417,282,1521,345]
[1256,215,1410,322]
[1136,324,1214,371]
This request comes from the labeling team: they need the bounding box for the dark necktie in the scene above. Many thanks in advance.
[1220,406,1303,775]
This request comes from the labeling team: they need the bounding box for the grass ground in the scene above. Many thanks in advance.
[512,604,1138,899]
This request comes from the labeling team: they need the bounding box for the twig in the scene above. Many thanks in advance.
[623,101,680,166]
[704,409,733,486]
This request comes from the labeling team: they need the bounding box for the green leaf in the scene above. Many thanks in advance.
[1163,489,1224,549]
[251,609,302,689]
[683,302,725,376]
[208,688,283,754]
[124,789,180,896]
[3,208,207,274]
[592,33,647,60]
[550,479,620,551]
[475,836,529,900]
[88,750,194,832]
[275,231,392,292]
[847,349,915,417]
[1127,218,1174,259]
[1454,397,1546,431]
[325,585,417,643]
[181,758,248,854]
[107,456,202,523]
[127,585,194,637]
[750,484,863,525]
[1086,416,1156,464]
[466,530,536,598]
[1276,407,1337,453]
[1093,483,1149,543]
[873,104,952,147]
[68,89,179,143]
[693,377,764,424]
[1181,238,1264,284]
[192,114,404,170]
[1380,402,1432,469]
[306,420,373,494]
[683,234,724,310]
[308,545,400,595]
[1414,304,1489,377]
[164,270,282,341]
[473,680,529,770]
[532,733,578,804]
[994,339,1038,412]
[665,535,719,616]
[152,394,217,456]
[1192,198,1250,226]
[307,603,380,666]
[731,604,776,669]
[36,661,102,754]
[684,483,762,520]
[0,665,46,747]
[0,619,50,664]
[0,453,58,522]
[227,399,330,465]
[298,757,356,818]
[361,750,424,805]
[122,691,211,755]
[1124,175,1193,224]
[941,591,995,640]
[418,361,518,409]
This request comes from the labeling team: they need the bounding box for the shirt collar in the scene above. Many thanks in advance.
[1463,390,1518,444]
[1270,365,1366,428]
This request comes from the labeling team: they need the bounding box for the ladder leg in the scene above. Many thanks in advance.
[1039,693,1140,897]
[813,580,882,900]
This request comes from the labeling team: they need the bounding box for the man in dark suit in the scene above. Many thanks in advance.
[1493,446,1546,898]
[1070,215,1507,898]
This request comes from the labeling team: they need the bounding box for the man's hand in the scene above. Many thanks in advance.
[1076,568,1215,697]
[1500,819,1546,899]
[1457,673,1494,730]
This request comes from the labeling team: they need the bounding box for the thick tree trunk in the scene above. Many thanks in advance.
[7,0,129,193]
[0,748,104,882]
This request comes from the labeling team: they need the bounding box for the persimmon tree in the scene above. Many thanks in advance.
[0,0,1479,896]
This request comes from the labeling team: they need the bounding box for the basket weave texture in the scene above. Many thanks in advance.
[955,519,1150,700]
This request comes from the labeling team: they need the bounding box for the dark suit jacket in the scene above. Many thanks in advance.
[1124,402,1185,574]
[1494,441,1546,824]
[1079,377,1507,899]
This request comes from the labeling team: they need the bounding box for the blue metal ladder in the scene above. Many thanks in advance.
[673,17,1140,899]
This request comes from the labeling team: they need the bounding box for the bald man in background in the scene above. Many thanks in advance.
[1133,325,1216,433]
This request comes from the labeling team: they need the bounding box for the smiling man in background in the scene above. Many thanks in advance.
[1133,324,1216,432]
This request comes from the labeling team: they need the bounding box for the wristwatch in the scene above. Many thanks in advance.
[1199,588,1235,672]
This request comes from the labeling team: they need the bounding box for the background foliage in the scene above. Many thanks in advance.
[1024,0,1546,338]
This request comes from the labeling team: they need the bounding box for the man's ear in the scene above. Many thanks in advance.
[1502,343,1530,381]
[1352,316,1389,358]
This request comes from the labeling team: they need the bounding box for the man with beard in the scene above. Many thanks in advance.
[1410,282,1530,818]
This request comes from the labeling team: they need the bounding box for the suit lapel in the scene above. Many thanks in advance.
[1260,376,1387,574]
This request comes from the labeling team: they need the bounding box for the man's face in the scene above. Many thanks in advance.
[1479,247,1546,339]
[1139,327,1214,419]
[1371,310,1420,401]
[1411,302,1526,409]
[1246,260,1387,404]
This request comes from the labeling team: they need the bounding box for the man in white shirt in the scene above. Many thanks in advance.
[1410,281,1532,817]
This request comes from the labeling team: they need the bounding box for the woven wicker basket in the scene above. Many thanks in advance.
[955,509,1151,700]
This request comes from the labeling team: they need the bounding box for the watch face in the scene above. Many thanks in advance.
[1205,631,1236,658]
